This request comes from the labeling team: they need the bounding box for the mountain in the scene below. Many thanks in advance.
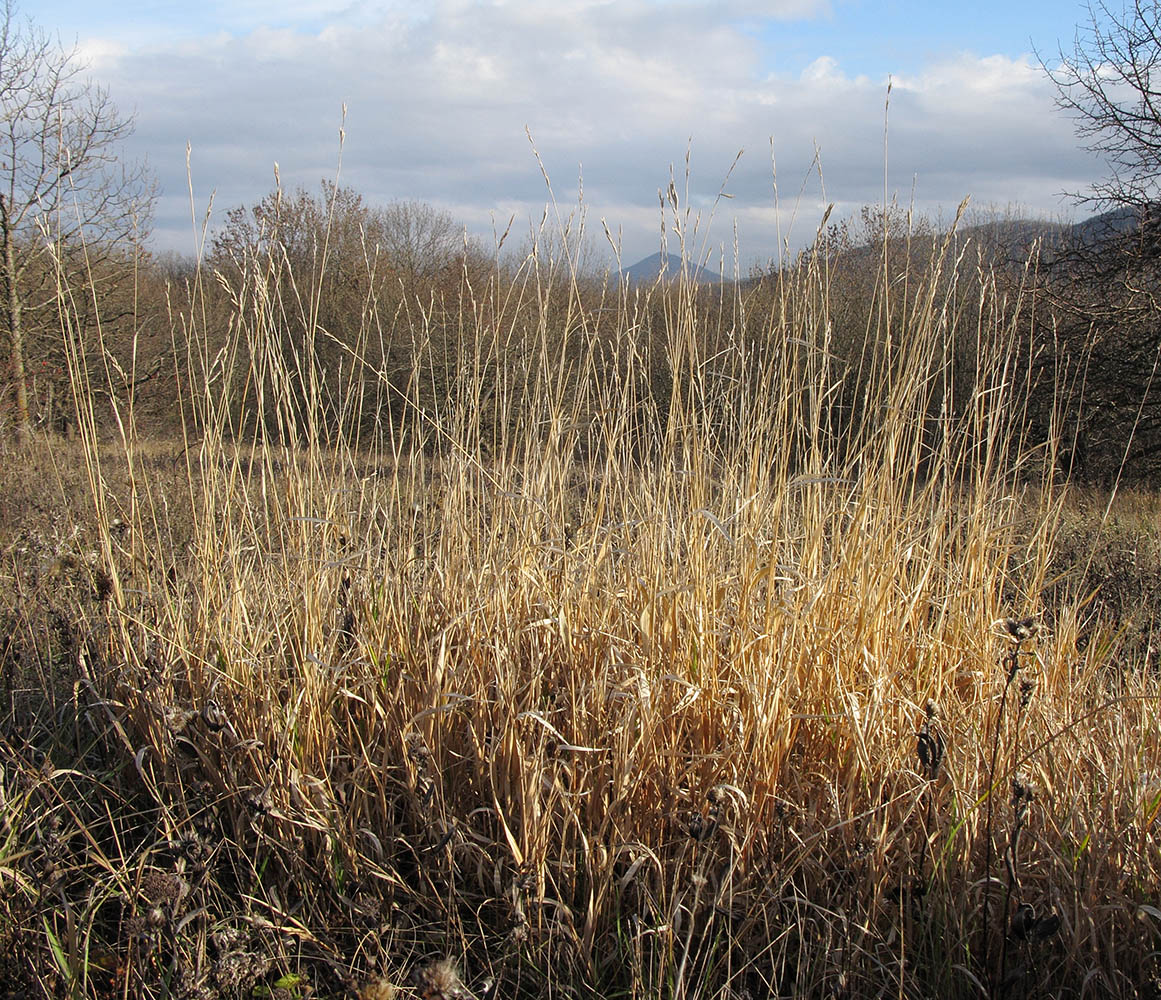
[960,217,1070,250]
[622,252,723,285]
[950,207,1150,271]
[627,208,1148,285]
[960,206,1154,255]
[1067,205,1140,245]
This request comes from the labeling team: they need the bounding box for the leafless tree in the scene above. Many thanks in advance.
[0,0,153,444]
[378,198,462,287]
[212,186,463,295]
[209,184,480,443]
[1047,1,1161,210]
[1032,3,1161,478]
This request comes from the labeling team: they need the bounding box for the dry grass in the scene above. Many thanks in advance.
[1,196,1159,999]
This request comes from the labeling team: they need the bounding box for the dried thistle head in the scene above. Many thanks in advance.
[512,860,536,894]
[163,705,195,734]
[126,913,157,945]
[172,832,213,878]
[1011,773,1036,824]
[411,958,466,1000]
[686,810,715,841]
[1019,677,1035,708]
[704,786,727,829]
[406,731,432,772]
[995,616,1041,643]
[916,724,945,782]
[1011,902,1062,941]
[1011,773,1035,805]
[211,947,271,995]
[509,916,530,947]
[139,870,189,909]
[358,977,398,1000]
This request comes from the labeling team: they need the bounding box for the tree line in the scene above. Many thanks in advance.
[4,0,1161,481]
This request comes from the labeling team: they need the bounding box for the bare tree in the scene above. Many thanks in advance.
[1047,1,1161,208]
[1031,3,1161,478]
[212,188,463,295]
[0,0,153,444]
[209,184,477,443]
[1043,0,1161,223]
[379,199,461,287]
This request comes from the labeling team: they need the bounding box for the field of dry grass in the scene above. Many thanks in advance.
[1,208,1159,999]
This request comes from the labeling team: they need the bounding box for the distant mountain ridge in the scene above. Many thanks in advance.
[1063,205,1139,245]
[959,206,1139,253]
[622,252,722,285]
[625,208,1147,284]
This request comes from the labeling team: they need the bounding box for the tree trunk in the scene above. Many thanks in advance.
[0,194,30,445]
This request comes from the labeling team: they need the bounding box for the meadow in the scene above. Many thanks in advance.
[1,197,1159,999]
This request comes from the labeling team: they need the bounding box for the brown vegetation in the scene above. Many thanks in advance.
[0,192,1159,999]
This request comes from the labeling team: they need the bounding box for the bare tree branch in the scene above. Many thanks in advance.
[0,0,154,443]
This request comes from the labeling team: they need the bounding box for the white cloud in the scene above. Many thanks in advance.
[892,53,1043,103]
[74,0,1101,265]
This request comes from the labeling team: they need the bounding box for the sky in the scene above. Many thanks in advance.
[31,0,1106,273]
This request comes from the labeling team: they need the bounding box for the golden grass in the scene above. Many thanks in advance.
[2,198,1159,998]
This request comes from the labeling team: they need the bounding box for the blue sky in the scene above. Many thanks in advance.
[755,1,1088,76]
[30,0,1106,269]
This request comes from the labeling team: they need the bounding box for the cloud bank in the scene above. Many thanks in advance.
[73,0,1101,269]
